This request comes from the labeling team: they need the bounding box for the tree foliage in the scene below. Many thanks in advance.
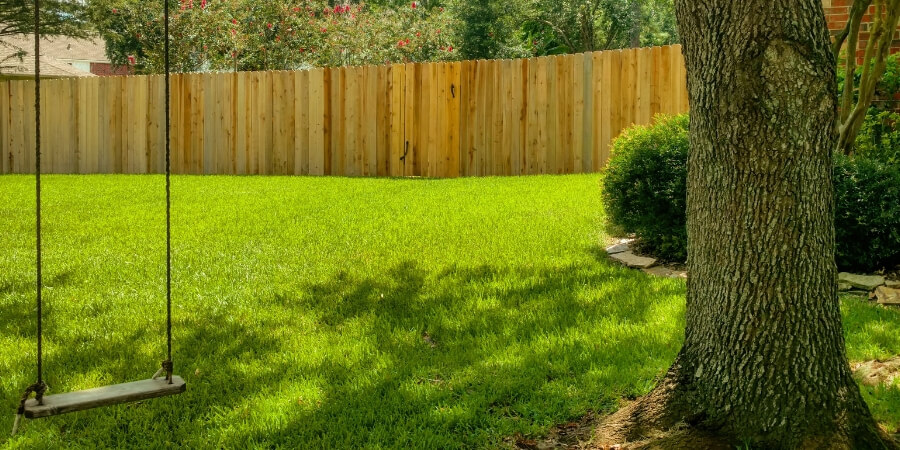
[834,0,900,155]
[0,0,91,38]
[88,0,456,74]
[0,0,92,68]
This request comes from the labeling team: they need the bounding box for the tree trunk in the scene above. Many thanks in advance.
[596,1,896,448]
[630,0,642,48]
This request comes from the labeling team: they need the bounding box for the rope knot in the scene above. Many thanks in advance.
[161,360,174,380]
[17,382,48,414]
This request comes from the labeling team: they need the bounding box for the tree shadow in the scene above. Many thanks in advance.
[3,258,688,448]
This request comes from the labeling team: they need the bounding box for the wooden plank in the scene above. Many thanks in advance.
[0,81,8,174]
[40,80,54,173]
[23,80,36,174]
[525,58,541,175]
[389,64,405,177]
[446,62,461,178]
[308,68,326,176]
[365,65,379,177]
[572,54,585,174]
[85,77,100,174]
[581,52,593,173]
[476,60,489,176]
[603,51,619,168]
[375,65,389,177]
[460,60,476,177]
[235,72,248,175]
[557,55,574,174]
[179,74,192,174]
[489,60,503,176]
[330,67,346,176]
[636,47,652,126]
[23,377,186,419]
[202,72,217,175]
[650,46,663,117]
[5,81,19,172]
[273,71,295,175]
[674,45,689,112]
[258,71,274,175]
[219,73,235,175]
[499,60,512,176]
[295,70,310,175]
[345,66,360,176]
[405,63,419,177]
[194,74,206,174]
[135,77,150,174]
[592,51,609,171]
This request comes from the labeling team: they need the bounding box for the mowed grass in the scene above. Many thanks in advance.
[0,174,897,449]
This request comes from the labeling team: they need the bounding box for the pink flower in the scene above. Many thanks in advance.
[411,2,417,8]
[128,55,136,65]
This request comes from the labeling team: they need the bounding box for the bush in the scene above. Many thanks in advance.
[855,109,900,165]
[602,115,900,272]
[601,114,688,262]
[834,155,900,272]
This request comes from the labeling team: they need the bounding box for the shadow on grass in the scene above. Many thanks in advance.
[232,260,685,448]
[4,259,686,448]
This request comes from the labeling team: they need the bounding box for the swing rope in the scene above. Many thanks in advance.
[13,0,176,435]
[31,0,47,405]
[163,0,174,384]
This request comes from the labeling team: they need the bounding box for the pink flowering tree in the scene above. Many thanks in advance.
[90,0,456,74]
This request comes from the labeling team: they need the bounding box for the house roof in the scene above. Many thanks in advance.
[0,34,107,78]
[2,34,109,63]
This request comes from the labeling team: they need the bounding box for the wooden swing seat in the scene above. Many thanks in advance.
[23,377,186,419]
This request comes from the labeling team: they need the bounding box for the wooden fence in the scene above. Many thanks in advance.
[0,45,689,177]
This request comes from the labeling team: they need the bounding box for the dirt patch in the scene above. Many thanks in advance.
[852,358,900,387]
[505,412,597,449]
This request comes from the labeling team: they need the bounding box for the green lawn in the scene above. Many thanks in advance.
[0,174,897,449]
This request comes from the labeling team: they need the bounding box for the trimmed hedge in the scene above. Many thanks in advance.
[601,115,688,262]
[602,114,900,272]
[834,155,900,272]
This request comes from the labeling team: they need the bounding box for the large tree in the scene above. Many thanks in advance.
[0,0,91,67]
[595,1,897,447]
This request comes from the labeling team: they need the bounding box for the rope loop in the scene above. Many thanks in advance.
[161,360,173,382]
[16,382,48,415]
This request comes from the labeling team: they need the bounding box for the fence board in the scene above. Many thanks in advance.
[0,82,8,174]
[294,70,310,175]
[1,45,689,177]
[308,68,325,176]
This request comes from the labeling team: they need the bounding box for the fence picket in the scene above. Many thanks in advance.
[1,46,689,177]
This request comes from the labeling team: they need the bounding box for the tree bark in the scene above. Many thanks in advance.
[596,1,896,448]
[630,0,642,48]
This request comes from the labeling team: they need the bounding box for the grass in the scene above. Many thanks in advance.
[0,174,897,449]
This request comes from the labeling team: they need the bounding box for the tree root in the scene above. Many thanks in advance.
[590,376,899,450]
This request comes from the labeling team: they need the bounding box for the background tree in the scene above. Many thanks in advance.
[0,0,91,67]
[833,0,900,155]
[522,0,678,55]
[449,0,529,60]
[595,0,897,447]
[88,0,455,74]
[0,0,90,38]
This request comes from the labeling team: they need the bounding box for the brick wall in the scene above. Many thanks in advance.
[823,0,900,61]
[90,62,132,76]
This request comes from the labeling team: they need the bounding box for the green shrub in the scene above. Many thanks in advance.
[601,114,688,262]
[602,115,900,272]
[834,155,900,272]
[855,109,900,165]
